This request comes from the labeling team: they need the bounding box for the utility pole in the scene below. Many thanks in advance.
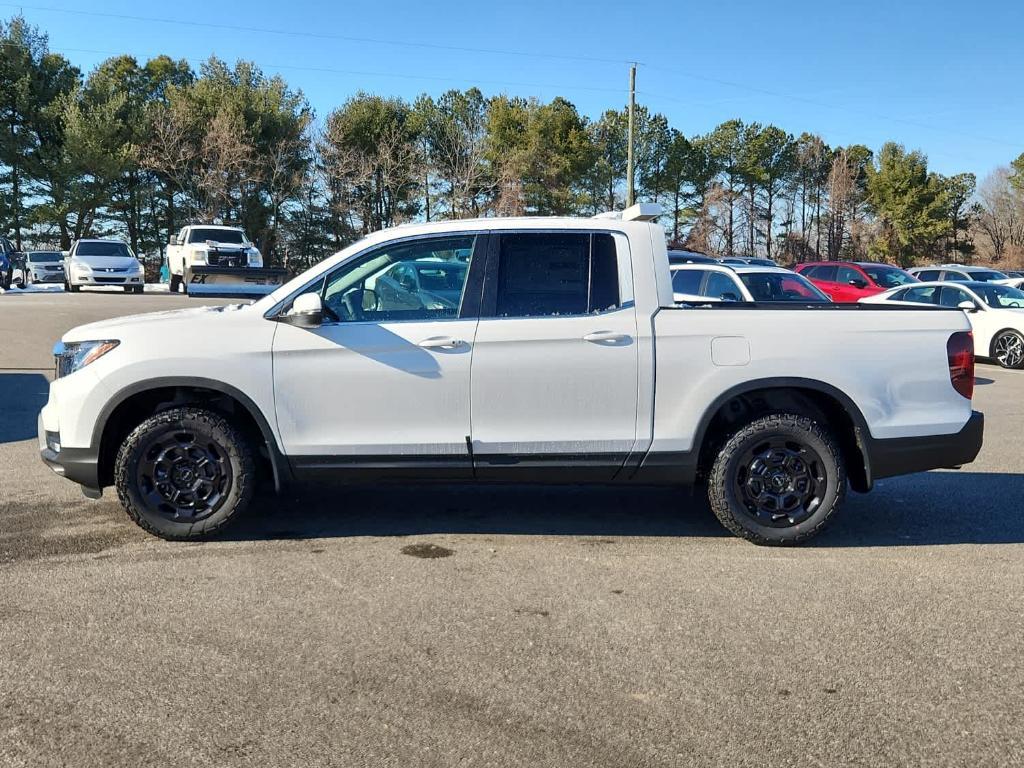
[626,63,637,208]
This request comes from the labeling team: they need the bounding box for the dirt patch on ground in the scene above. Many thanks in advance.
[0,499,139,565]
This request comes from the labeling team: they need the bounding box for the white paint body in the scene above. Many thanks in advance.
[41,217,975,466]
[166,225,262,278]
[64,239,144,289]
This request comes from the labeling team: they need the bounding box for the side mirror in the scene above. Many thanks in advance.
[721,292,741,302]
[169,236,178,246]
[281,292,323,328]
[957,300,979,313]
[849,278,868,289]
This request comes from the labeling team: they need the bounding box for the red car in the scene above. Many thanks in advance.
[795,261,919,302]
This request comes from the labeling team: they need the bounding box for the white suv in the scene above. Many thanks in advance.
[65,239,144,293]
[908,265,1012,284]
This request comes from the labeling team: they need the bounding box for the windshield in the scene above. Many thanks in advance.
[75,241,132,258]
[738,272,830,302]
[966,269,1007,282]
[28,251,63,263]
[414,262,467,292]
[974,284,1024,308]
[861,265,917,288]
[189,228,246,244]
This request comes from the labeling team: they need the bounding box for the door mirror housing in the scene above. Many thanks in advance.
[720,292,741,302]
[169,236,179,246]
[849,278,868,289]
[282,292,324,328]
[957,300,980,313]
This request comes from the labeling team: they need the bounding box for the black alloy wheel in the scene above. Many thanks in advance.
[708,413,846,545]
[993,330,1024,370]
[115,407,255,539]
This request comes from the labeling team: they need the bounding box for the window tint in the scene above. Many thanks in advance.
[740,273,829,302]
[902,286,939,304]
[671,269,705,295]
[861,265,917,288]
[320,236,475,322]
[189,228,246,244]
[942,271,970,282]
[493,233,619,317]
[75,241,132,258]
[966,270,1007,282]
[836,266,860,284]
[938,286,970,307]
[705,271,741,300]
[915,270,941,281]
[808,265,837,281]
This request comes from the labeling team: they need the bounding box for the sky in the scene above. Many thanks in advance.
[5,0,1022,182]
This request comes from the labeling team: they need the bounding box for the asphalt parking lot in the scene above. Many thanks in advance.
[1,291,1023,767]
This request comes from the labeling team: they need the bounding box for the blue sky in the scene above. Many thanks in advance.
[6,0,1022,181]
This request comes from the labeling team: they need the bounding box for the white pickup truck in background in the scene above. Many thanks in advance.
[166,224,287,298]
[40,206,984,545]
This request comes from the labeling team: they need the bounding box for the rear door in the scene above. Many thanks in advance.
[804,265,840,299]
[469,230,639,480]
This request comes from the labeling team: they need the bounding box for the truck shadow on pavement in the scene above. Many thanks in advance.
[0,372,49,444]
[223,470,1024,547]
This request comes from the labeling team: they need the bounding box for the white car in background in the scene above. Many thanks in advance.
[670,263,830,304]
[64,239,144,293]
[862,281,1024,369]
[23,250,66,285]
[908,264,1014,285]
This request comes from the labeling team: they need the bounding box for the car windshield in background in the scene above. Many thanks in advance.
[189,228,246,244]
[414,262,466,291]
[28,251,63,263]
[862,265,917,288]
[739,272,829,302]
[967,270,1007,282]
[75,242,131,258]
[975,284,1024,308]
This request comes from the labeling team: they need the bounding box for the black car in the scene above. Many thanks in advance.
[0,236,17,289]
[668,249,717,265]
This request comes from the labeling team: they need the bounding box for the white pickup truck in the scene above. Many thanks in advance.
[166,224,286,297]
[39,206,983,544]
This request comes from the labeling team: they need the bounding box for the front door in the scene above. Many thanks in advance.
[272,234,484,477]
[469,231,640,480]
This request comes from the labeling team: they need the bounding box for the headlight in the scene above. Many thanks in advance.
[53,340,119,378]
[247,248,261,266]
[191,247,208,264]
[71,260,92,273]
[129,261,143,273]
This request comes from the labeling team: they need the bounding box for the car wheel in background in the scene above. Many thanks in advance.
[707,413,846,545]
[69,282,80,292]
[993,330,1024,369]
[115,407,256,540]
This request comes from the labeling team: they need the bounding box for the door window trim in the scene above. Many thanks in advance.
[477,229,630,321]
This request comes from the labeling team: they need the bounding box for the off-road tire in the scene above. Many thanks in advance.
[169,273,182,293]
[708,413,846,545]
[114,407,256,540]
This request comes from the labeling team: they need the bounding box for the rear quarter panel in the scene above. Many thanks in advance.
[650,306,973,453]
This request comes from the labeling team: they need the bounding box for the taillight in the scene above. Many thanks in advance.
[947,331,975,400]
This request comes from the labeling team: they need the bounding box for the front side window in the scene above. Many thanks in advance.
[902,286,939,304]
[704,271,742,301]
[319,236,475,323]
[938,286,971,307]
[942,271,970,282]
[493,232,619,318]
[974,284,1024,308]
[966,270,1008,283]
[836,266,864,285]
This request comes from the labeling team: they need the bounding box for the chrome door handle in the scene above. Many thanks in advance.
[418,336,467,349]
[583,331,630,343]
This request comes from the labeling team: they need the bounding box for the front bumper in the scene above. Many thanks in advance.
[38,414,101,491]
[71,274,143,286]
[866,411,984,483]
[31,271,65,283]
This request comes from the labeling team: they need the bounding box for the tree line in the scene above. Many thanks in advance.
[3,16,1023,272]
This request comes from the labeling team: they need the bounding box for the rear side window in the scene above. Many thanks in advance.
[493,233,619,317]
[942,271,969,282]
[808,265,837,281]
[671,269,705,295]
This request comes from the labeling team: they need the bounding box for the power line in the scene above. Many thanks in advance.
[3,3,634,66]
[642,64,1020,149]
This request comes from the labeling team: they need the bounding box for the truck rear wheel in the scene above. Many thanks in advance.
[707,413,846,545]
[114,407,256,540]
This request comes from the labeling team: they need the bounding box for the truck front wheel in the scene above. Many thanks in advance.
[707,413,846,545]
[114,407,256,540]
[169,273,182,293]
